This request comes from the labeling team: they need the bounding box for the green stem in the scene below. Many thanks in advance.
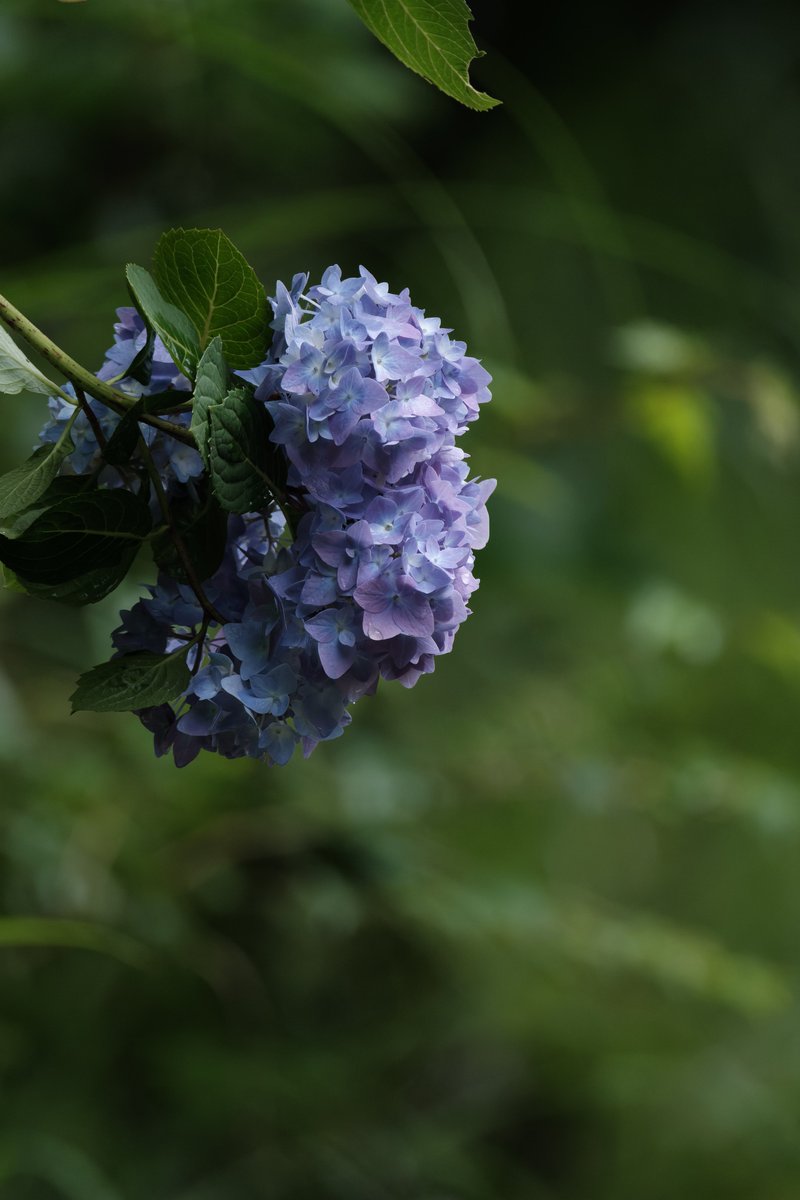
[263,474,297,534]
[191,614,211,677]
[75,386,108,450]
[0,292,195,448]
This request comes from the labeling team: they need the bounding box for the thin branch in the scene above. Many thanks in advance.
[191,614,211,677]
[74,386,108,449]
[0,291,196,447]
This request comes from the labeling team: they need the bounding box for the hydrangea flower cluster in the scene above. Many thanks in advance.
[40,267,495,767]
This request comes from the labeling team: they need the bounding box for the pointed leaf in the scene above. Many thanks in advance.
[70,650,191,713]
[152,229,270,369]
[102,401,146,466]
[346,0,499,111]
[0,565,26,594]
[191,336,228,466]
[126,264,201,381]
[0,324,62,396]
[102,392,188,467]
[125,324,156,386]
[208,387,278,513]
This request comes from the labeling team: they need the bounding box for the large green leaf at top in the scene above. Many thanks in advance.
[70,650,191,714]
[126,264,201,382]
[152,229,270,370]
[346,0,499,111]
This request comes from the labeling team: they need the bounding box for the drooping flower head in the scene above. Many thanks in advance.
[44,266,495,766]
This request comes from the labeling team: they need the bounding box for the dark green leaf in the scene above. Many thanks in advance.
[11,562,144,607]
[126,264,201,381]
[145,390,192,415]
[152,489,229,585]
[345,0,499,111]
[101,391,186,467]
[125,324,156,386]
[103,401,145,466]
[0,490,151,586]
[192,336,228,466]
[152,229,270,369]
[0,474,96,539]
[3,478,144,603]
[70,650,191,713]
[208,387,277,513]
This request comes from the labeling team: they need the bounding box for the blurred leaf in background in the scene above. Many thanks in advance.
[2,0,800,1196]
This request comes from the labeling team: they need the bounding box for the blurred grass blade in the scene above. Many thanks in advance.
[0,917,152,969]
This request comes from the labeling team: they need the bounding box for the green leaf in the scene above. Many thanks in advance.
[125,324,156,386]
[208,387,277,514]
[191,336,228,466]
[0,444,71,524]
[103,391,190,467]
[152,488,229,585]
[0,565,27,594]
[0,475,93,539]
[346,0,499,111]
[0,490,151,587]
[0,419,76,521]
[0,323,63,396]
[152,229,270,369]
[144,390,192,415]
[70,649,191,714]
[126,264,201,381]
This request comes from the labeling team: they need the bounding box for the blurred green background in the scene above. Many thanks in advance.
[2,0,800,1195]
